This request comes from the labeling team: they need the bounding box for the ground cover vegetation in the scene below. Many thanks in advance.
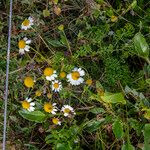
[0,0,150,149]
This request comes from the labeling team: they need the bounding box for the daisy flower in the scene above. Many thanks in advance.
[44,67,57,81]
[51,80,62,92]
[18,37,31,54]
[21,16,34,30]
[52,117,61,125]
[44,102,57,114]
[61,105,76,117]
[22,98,35,112]
[67,67,85,85]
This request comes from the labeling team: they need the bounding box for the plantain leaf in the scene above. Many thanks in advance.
[112,118,124,139]
[19,110,46,123]
[101,93,126,104]
[143,124,150,150]
[133,32,149,58]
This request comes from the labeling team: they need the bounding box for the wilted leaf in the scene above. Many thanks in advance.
[54,6,61,16]
[19,110,46,123]
[134,32,149,58]
[112,118,124,139]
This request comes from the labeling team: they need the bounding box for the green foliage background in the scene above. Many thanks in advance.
[0,0,150,149]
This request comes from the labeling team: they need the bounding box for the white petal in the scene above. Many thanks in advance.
[30,102,35,106]
[23,37,28,41]
[53,103,57,106]
[26,39,31,44]
[46,76,52,81]
[73,67,78,71]
[28,17,34,23]
[64,113,68,116]
[28,106,35,112]
[51,111,56,114]
[24,45,30,51]
[26,98,32,102]
[19,49,25,54]
[21,25,28,30]
[79,70,85,76]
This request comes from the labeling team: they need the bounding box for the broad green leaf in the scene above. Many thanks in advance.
[131,0,137,9]
[146,78,150,85]
[19,110,46,123]
[55,143,71,150]
[43,9,50,17]
[101,93,126,104]
[85,119,105,132]
[90,107,105,114]
[134,32,149,58]
[47,39,65,47]
[143,124,150,150]
[143,109,150,120]
[112,118,124,139]
[121,143,135,150]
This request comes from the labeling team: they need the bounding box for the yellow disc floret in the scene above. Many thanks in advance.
[111,15,118,22]
[53,83,59,89]
[71,71,80,80]
[22,19,30,26]
[18,40,26,49]
[59,72,66,78]
[44,103,53,113]
[52,118,59,124]
[44,67,54,76]
[24,77,34,88]
[35,90,42,96]
[86,79,92,86]
[22,101,30,109]
[64,108,71,113]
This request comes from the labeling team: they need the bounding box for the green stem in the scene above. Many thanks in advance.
[146,57,150,65]
[30,47,51,64]
[31,27,54,54]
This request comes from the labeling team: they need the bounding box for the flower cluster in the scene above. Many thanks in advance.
[18,16,34,54]
[19,17,92,126]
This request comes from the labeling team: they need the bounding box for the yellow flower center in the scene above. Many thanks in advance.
[53,83,59,89]
[22,19,30,26]
[59,72,66,78]
[24,77,34,88]
[47,93,52,99]
[86,79,92,86]
[44,67,54,76]
[111,15,118,22]
[35,90,42,96]
[22,101,30,109]
[71,71,80,80]
[64,108,71,113]
[52,118,59,124]
[44,103,53,113]
[18,40,26,49]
